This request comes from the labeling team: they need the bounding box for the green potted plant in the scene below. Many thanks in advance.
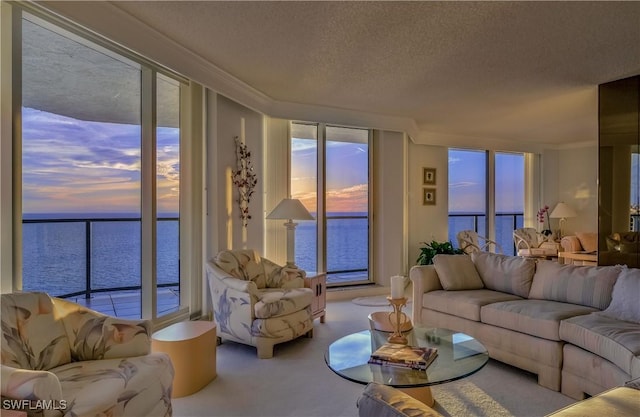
[416,240,464,265]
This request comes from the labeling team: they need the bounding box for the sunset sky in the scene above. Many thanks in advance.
[22,107,179,215]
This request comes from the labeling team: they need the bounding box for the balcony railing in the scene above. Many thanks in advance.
[448,212,524,256]
[325,214,369,283]
[22,216,179,300]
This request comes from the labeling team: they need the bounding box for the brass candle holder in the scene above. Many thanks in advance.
[387,296,408,344]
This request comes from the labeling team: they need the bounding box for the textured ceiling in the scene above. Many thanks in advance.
[37,1,640,147]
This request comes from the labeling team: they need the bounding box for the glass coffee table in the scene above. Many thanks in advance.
[325,327,488,406]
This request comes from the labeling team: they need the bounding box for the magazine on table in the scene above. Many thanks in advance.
[368,343,438,370]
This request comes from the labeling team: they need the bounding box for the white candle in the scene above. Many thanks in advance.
[390,275,404,299]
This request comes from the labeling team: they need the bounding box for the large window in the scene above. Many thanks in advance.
[291,123,370,285]
[19,12,184,319]
[448,149,524,255]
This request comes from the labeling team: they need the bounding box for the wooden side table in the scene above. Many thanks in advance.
[558,251,598,266]
[304,272,326,323]
[152,320,217,398]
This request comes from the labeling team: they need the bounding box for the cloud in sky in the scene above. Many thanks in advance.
[22,108,179,214]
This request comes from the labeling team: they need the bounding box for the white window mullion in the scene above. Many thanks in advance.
[141,67,157,319]
[487,150,496,242]
[317,124,326,274]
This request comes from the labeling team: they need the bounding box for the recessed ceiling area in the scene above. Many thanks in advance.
[38,1,640,148]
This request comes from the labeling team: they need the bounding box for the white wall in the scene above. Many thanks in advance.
[407,142,449,267]
[372,130,408,285]
[541,146,598,235]
[207,93,264,257]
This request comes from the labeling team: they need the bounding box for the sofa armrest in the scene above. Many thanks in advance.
[410,265,442,326]
[54,298,152,360]
[1,365,64,415]
[560,236,582,252]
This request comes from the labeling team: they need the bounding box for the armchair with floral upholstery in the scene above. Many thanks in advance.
[206,249,314,359]
[1,292,174,417]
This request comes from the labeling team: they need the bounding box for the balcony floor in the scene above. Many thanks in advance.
[65,286,180,319]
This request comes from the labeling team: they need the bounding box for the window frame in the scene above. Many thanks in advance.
[5,3,195,325]
[290,121,373,286]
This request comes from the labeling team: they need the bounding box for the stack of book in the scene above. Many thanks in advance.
[368,343,438,371]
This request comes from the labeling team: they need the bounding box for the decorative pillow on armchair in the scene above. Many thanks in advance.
[576,232,598,253]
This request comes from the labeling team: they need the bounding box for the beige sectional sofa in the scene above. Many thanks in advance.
[410,252,640,400]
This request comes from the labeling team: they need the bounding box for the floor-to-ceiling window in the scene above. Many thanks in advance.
[19,10,185,320]
[448,149,524,255]
[291,123,371,285]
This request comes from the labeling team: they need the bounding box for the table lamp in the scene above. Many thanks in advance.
[550,202,577,239]
[266,198,314,268]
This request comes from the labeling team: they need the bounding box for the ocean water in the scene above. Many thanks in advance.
[22,212,522,297]
[22,214,179,296]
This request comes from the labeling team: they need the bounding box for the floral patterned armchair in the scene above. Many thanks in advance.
[206,249,314,359]
[1,292,174,417]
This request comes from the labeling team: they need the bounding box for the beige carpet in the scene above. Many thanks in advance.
[172,300,575,417]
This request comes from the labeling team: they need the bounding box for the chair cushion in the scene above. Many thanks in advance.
[559,312,640,374]
[215,250,267,288]
[252,308,312,338]
[481,300,597,341]
[471,252,536,298]
[433,254,484,290]
[52,353,174,417]
[254,288,313,319]
[423,289,522,322]
[529,261,621,310]
[1,292,71,371]
[600,267,640,324]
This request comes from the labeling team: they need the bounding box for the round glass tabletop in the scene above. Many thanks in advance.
[325,327,488,388]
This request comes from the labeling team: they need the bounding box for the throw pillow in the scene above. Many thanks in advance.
[433,254,484,291]
[529,260,622,310]
[471,252,536,297]
[600,267,640,324]
[576,232,598,253]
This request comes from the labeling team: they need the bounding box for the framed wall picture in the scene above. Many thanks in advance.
[423,188,436,206]
[423,167,436,185]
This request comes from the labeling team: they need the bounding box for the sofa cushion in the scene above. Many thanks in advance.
[53,353,174,417]
[481,300,597,341]
[601,267,640,324]
[423,289,522,322]
[1,292,71,371]
[433,254,484,290]
[560,312,640,375]
[254,288,313,319]
[529,261,621,310]
[252,308,312,338]
[471,252,536,298]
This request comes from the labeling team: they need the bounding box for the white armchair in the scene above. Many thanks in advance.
[1,292,174,417]
[456,230,503,254]
[206,249,314,358]
[513,227,556,257]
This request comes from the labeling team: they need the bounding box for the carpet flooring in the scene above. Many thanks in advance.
[172,300,575,417]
